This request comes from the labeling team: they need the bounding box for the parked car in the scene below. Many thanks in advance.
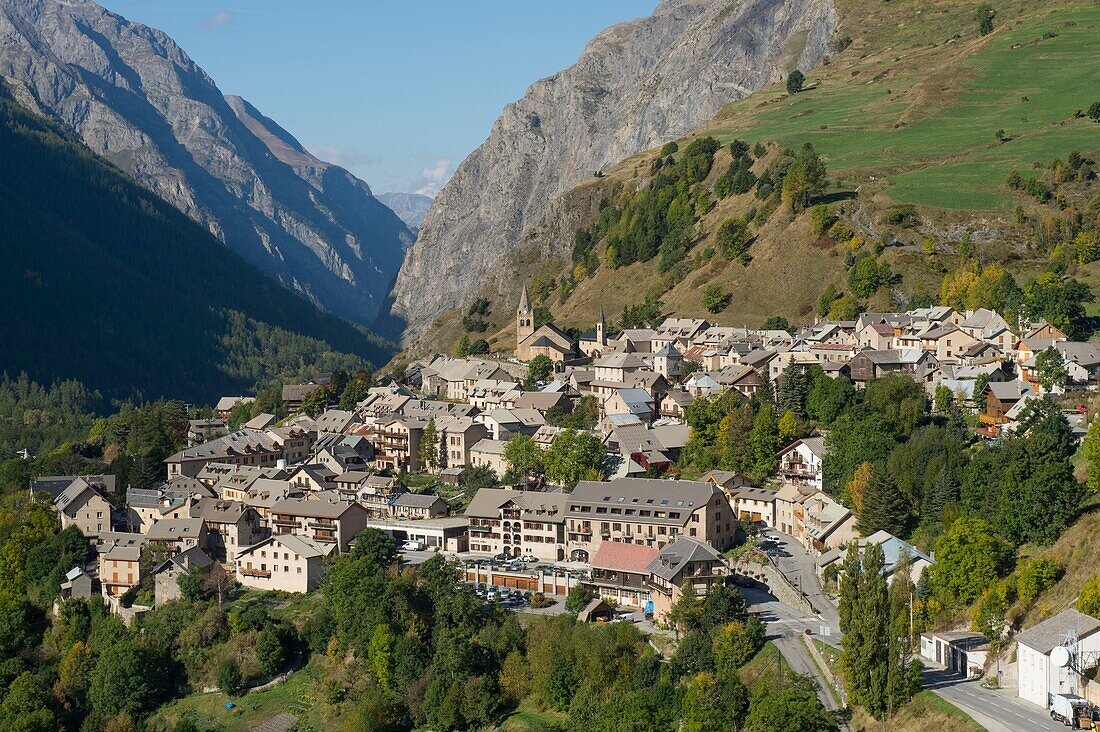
[520,554,536,562]
[493,552,509,561]
[475,582,486,596]
[401,540,424,552]
[486,588,498,602]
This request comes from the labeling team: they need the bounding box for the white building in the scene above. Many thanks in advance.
[1015,609,1100,708]
[236,534,336,593]
[777,436,825,491]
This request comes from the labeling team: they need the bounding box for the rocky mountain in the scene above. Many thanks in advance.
[388,0,837,341]
[0,81,390,402]
[0,0,411,326]
[376,192,433,232]
[436,0,1100,356]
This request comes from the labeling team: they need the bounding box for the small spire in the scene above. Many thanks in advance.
[518,281,531,314]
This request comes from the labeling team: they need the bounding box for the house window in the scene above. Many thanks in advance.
[297,567,302,574]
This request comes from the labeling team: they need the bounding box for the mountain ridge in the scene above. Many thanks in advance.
[0,0,411,326]
[387,0,838,342]
[0,79,392,402]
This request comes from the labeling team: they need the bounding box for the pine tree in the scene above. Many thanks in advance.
[778,365,808,419]
[920,465,957,534]
[747,404,780,482]
[420,417,439,473]
[856,543,891,718]
[857,464,910,537]
[886,551,918,715]
[1084,416,1100,493]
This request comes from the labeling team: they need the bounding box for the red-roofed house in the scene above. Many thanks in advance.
[585,540,660,609]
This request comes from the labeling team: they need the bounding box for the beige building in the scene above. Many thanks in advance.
[166,429,284,478]
[190,497,263,563]
[515,283,577,362]
[236,534,336,593]
[564,477,735,562]
[465,488,568,561]
[469,438,509,478]
[55,478,111,538]
[269,496,368,552]
[99,542,143,598]
[437,416,489,469]
[647,538,726,625]
[145,518,207,553]
[152,547,213,606]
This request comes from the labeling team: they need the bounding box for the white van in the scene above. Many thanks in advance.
[400,540,424,552]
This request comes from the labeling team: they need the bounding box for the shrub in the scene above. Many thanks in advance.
[702,285,731,313]
[218,659,242,695]
[786,69,805,94]
[809,204,836,236]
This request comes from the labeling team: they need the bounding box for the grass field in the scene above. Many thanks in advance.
[149,662,329,732]
[699,0,1100,211]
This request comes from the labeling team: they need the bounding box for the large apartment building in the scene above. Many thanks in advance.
[465,488,568,561]
[564,478,735,562]
[268,496,367,552]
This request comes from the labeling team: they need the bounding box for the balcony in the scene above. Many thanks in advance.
[469,525,492,533]
[313,534,337,543]
[240,567,271,578]
[272,517,298,527]
[781,465,817,478]
[308,520,337,529]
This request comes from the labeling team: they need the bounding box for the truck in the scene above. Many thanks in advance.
[1050,693,1098,729]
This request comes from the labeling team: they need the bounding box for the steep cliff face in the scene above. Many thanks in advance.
[376,192,433,232]
[0,0,411,325]
[389,0,836,340]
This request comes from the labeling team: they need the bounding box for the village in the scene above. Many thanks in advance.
[34,285,1100,731]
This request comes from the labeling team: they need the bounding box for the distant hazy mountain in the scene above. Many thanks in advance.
[377,192,434,231]
[389,0,837,340]
[0,82,391,402]
[0,0,411,326]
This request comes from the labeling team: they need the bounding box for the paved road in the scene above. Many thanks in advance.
[925,668,1064,732]
[743,583,848,729]
[766,530,840,633]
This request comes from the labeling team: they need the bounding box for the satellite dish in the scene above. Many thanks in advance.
[1051,645,1072,668]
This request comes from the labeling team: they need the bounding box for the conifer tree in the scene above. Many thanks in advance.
[747,403,780,482]
[778,365,808,419]
[857,464,910,537]
[920,465,957,534]
[420,417,439,473]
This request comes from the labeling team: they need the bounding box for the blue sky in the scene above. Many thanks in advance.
[102,1,657,196]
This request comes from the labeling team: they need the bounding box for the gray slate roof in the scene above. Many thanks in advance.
[647,538,723,581]
[1015,609,1100,654]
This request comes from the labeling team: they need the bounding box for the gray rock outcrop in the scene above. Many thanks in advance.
[389,0,836,341]
[0,0,410,325]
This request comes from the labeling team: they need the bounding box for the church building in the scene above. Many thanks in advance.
[515,283,578,363]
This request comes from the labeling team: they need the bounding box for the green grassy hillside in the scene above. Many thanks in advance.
[701,0,1100,211]
[417,0,1100,356]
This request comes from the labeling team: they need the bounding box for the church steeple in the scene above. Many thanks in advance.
[597,308,606,348]
[518,282,531,315]
[516,281,534,348]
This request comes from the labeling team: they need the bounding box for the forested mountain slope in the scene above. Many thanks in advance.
[0,0,411,326]
[0,84,391,402]
[421,0,1100,355]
